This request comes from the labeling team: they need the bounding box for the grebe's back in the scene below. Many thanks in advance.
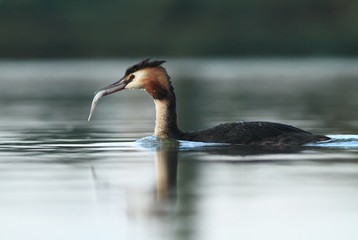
[179,121,329,146]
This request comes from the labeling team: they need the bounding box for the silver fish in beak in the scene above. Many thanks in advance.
[87,90,106,121]
[87,78,128,121]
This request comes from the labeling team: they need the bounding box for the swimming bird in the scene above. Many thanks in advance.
[88,59,330,146]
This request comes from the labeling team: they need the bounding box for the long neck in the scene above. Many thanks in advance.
[154,97,182,138]
[142,67,182,138]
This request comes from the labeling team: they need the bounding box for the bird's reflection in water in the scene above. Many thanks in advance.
[90,139,317,222]
[155,140,179,203]
[90,139,181,219]
[89,138,331,240]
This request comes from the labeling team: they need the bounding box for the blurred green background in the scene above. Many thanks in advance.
[1,0,358,58]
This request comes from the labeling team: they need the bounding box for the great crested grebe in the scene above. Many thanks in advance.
[88,59,330,146]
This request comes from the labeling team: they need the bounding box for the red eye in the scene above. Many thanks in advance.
[129,75,135,80]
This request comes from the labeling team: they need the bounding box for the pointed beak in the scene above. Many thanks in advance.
[98,77,128,96]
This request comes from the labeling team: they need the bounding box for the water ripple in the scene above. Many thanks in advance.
[308,135,358,149]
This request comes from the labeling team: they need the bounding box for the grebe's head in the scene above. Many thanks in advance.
[99,59,172,99]
[88,59,174,121]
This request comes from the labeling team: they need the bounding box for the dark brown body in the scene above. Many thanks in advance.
[178,121,329,146]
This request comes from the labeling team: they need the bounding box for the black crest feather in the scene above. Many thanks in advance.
[125,58,166,76]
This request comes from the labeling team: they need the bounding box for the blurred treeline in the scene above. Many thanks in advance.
[1,0,358,58]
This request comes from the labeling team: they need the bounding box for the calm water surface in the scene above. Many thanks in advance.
[1,58,358,240]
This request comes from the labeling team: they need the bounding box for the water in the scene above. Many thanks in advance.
[0,58,358,240]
